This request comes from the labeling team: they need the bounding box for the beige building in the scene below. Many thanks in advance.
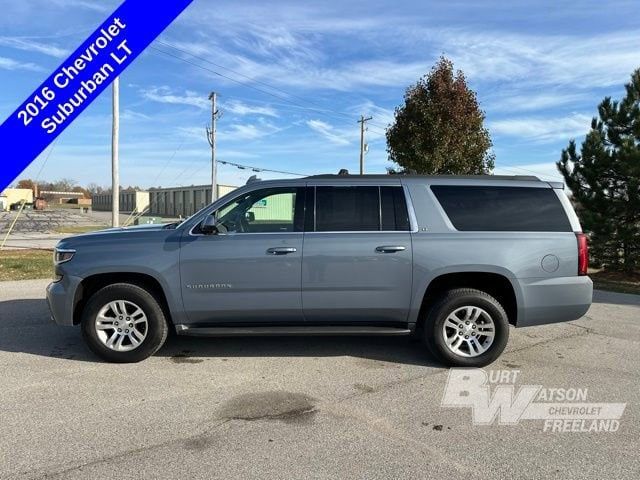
[0,188,34,211]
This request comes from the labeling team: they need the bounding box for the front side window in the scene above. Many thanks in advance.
[214,187,302,233]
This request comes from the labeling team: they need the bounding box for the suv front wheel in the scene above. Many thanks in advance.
[423,288,509,367]
[81,283,169,363]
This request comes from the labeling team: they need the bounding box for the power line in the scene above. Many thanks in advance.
[152,44,562,181]
[150,46,340,119]
[156,41,385,125]
[218,160,306,177]
[150,44,391,132]
[151,138,186,185]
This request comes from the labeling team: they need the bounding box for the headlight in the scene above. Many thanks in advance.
[54,248,76,265]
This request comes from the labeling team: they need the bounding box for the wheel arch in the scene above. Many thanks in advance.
[414,270,520,328]
[72,272,173,326]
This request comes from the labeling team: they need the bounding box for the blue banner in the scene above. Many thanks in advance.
[0,0,194,191]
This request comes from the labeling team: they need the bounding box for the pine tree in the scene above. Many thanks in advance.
[557,69,640,272]
[386,57,494,174]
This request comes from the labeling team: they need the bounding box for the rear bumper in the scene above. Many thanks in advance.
[46,275,82,326]
[516,275,593,327]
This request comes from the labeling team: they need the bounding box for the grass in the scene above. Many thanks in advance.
[55,225,106,234]
[0,249,53,281]
[590,269,640,295]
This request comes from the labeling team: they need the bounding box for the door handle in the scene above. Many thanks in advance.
[266,247,297,255]
[375,245,406,253]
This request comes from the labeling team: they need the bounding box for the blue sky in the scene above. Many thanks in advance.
[1,0,639,188]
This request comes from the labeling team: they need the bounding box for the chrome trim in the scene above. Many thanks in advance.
[378,186,383,229]
[189,226,303,237]
[402,184,420,233]
[175,324,412,336]
[188,183,419,235]
[313,186,317,232]
[305,231,413,235]
[53,248,76,265]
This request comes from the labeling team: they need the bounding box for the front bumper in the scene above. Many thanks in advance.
[46,275,82,326]
[516,275,593,327]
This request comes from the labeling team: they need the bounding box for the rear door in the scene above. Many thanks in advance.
[301,182,414,324]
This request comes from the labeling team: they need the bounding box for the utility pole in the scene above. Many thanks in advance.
[111,76,120,227]
[358,115,372,175]
[206,92,220,202]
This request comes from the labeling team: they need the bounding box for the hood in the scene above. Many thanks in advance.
[99,223,172,233]
[56,222,180,248]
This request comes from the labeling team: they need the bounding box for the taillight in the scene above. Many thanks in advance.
[576,233,588,276]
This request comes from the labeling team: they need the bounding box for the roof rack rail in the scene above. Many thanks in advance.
[304,174,541,181]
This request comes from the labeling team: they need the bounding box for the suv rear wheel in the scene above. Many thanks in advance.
[81,283,169,363]
[423,288,509,367]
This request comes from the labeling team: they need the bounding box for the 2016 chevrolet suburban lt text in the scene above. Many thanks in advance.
[46,174,593,367]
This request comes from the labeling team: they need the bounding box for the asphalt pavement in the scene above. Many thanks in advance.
[0,279,638,479]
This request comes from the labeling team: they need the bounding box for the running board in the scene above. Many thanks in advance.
[175,325,412,337]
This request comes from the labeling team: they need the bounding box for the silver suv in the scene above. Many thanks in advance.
[47,174,592,367]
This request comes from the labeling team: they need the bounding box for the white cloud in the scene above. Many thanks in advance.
[140,86,208,109]
[487,92,591,113]
[221,121,282,141]
[166,11,640,95]
[306,119,351,145]
[434,29,640,89]
[0,37,68,58]
[224,100,278,117]
[50,0,109,12]
[490,113,592,143]
[121,109,152,121]
[0,56,42,71]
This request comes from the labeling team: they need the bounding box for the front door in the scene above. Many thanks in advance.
[302,184,413,324]
[180,186,305,325]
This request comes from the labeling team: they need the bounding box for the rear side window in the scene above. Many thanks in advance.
[430,185,571,232]
[315,186,379,231]
[314,186,411,232]
[381,186,410,231]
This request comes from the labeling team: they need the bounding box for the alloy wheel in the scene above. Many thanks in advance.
[94,300,148,352]
[441,305,495,357]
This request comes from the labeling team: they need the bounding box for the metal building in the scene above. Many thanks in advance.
[148,184,237,218]
[92,190,150,213]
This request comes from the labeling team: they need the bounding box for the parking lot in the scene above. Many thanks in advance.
[0,279,638,479]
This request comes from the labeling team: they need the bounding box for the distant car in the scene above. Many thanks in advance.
[10,202,32,210]
[47,174,592,366]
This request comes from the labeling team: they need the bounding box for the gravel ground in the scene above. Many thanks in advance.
[0,209,103,234]
[0,279,638,479]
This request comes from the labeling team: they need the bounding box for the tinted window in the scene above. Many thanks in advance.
[431,185,571,232]
[315,186,379,231]
[381,186,411,231]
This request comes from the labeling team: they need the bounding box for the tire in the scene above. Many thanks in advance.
[81,283,169,363]
[422,288,509,367]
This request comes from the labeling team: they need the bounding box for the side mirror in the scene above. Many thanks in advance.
[200,215,219,235]
[245,211,255,222]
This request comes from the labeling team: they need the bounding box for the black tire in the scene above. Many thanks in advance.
[422,288,509,367]
[81,283,169,363]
